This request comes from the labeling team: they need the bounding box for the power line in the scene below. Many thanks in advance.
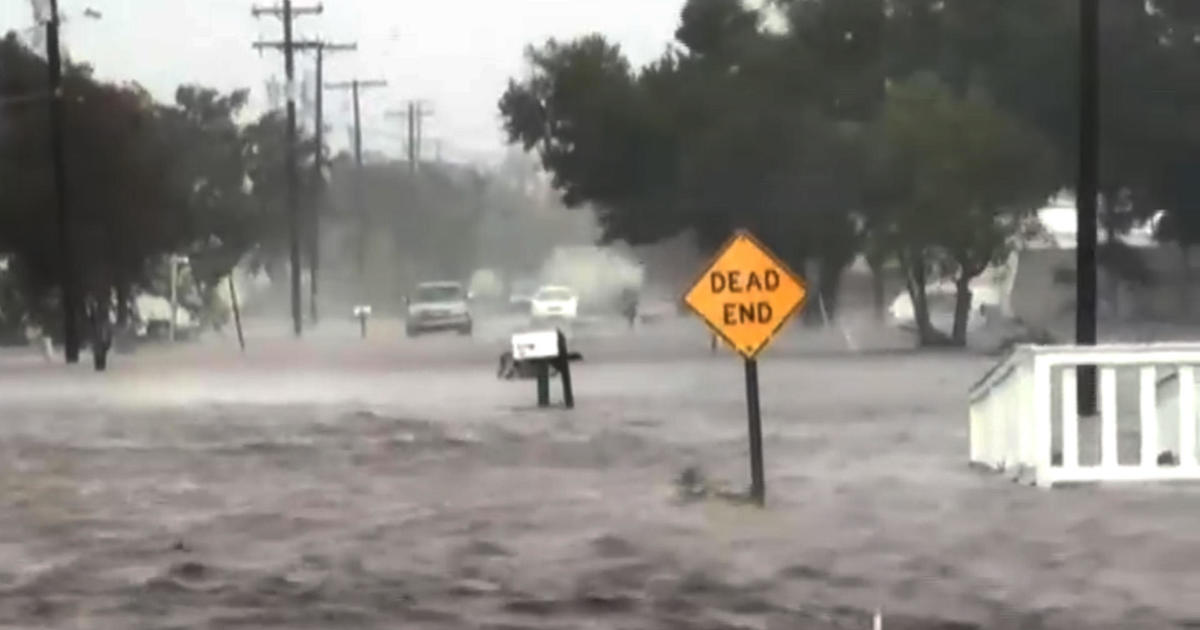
[254,38,356,324]
[251,0,322,338]
[326,79,387,291]
[385,100,433,174]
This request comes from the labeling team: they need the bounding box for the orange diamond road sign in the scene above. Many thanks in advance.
[683,230,807,359]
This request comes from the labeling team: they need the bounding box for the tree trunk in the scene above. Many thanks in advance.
[1107,224,1120,320]
[797,256,823,328]
[817,262,841,323]
[866,253,886,322]
[90,290,112,372]
[951,273,972,347]
[115,282,131,327]
[900,248,936,346]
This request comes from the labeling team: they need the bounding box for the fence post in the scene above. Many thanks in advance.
[1100,367,1119,471]
[1179,366,1197,468]
[1032,354,1054,487]
[1139,366,1158,468]
[1061,367,1078,469]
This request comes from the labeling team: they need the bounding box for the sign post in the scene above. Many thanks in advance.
[744,358,765,505]
[683,230,807,506]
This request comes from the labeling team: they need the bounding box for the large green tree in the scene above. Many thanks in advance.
[0,32,301,340]
[500,1,876,319]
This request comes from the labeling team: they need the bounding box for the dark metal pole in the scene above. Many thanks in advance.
[1077,0,1099,415]
[283,0,303,337]
[46,0,80,364]
[744,358,765,506]
[309,45,323,325]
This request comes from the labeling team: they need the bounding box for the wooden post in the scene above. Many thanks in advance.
[536,363,550,408]
[558,330,574,409]
[228,275,245,352]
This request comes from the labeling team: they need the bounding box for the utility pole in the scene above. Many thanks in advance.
[386,100,432,174]
[326,79,387,290]
[253,38,356,324]
[251,0,322,338]
[45,0,81,363]
[408,102,416,171]
[1077,0,1099,415]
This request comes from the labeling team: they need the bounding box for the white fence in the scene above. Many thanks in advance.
[969,343,1200,487]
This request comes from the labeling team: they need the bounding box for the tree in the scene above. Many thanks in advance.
[499,3,874,320]
[880,79,1056,344]
[1,32,304,339]
[0,33,179,338]
[496,0,1200,345]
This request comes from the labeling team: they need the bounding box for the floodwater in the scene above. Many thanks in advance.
[1,315,1198,629]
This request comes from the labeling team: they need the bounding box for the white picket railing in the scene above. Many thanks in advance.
[969,343,1200,487]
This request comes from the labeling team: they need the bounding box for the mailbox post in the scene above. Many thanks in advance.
[511,329,581,409]
[353,304,372,338]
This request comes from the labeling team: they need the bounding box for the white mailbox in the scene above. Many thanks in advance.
[353,305,373,317]
[511,330,560,361]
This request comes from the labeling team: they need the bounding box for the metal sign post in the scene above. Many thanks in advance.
[744,358,765,505]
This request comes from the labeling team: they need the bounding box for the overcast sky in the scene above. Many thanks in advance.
[3,0,685,164]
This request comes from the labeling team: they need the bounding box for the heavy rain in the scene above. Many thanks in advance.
[2,1,1200,629]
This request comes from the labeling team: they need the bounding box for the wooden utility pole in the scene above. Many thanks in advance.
[251,1,322,337]
[45,0,81,363]
[253,38,356,324]
[326,79,387,289]
[1077,0,1099,415]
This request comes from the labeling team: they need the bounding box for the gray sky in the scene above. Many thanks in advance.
[3,0,685,164]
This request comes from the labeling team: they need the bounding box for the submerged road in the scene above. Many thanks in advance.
[0,315,1197,629]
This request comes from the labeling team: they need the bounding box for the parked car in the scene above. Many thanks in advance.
[530,285,579,324]
[405,281,473,337]
[508,278,539,313]
[636,294,678,325]
[134,294,199,341]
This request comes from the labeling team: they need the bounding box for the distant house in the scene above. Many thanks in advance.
[886,193,1175,337]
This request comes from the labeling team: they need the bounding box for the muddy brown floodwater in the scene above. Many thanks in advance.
[1,319,1199,629]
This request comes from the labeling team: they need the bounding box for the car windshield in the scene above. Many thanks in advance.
[535,288,573,301]
[415,285,463,303]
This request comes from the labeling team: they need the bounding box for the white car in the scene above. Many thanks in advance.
[530,286,579,322]
[133,294,199,340]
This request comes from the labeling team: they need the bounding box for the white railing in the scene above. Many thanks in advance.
[969,343,1200,487]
